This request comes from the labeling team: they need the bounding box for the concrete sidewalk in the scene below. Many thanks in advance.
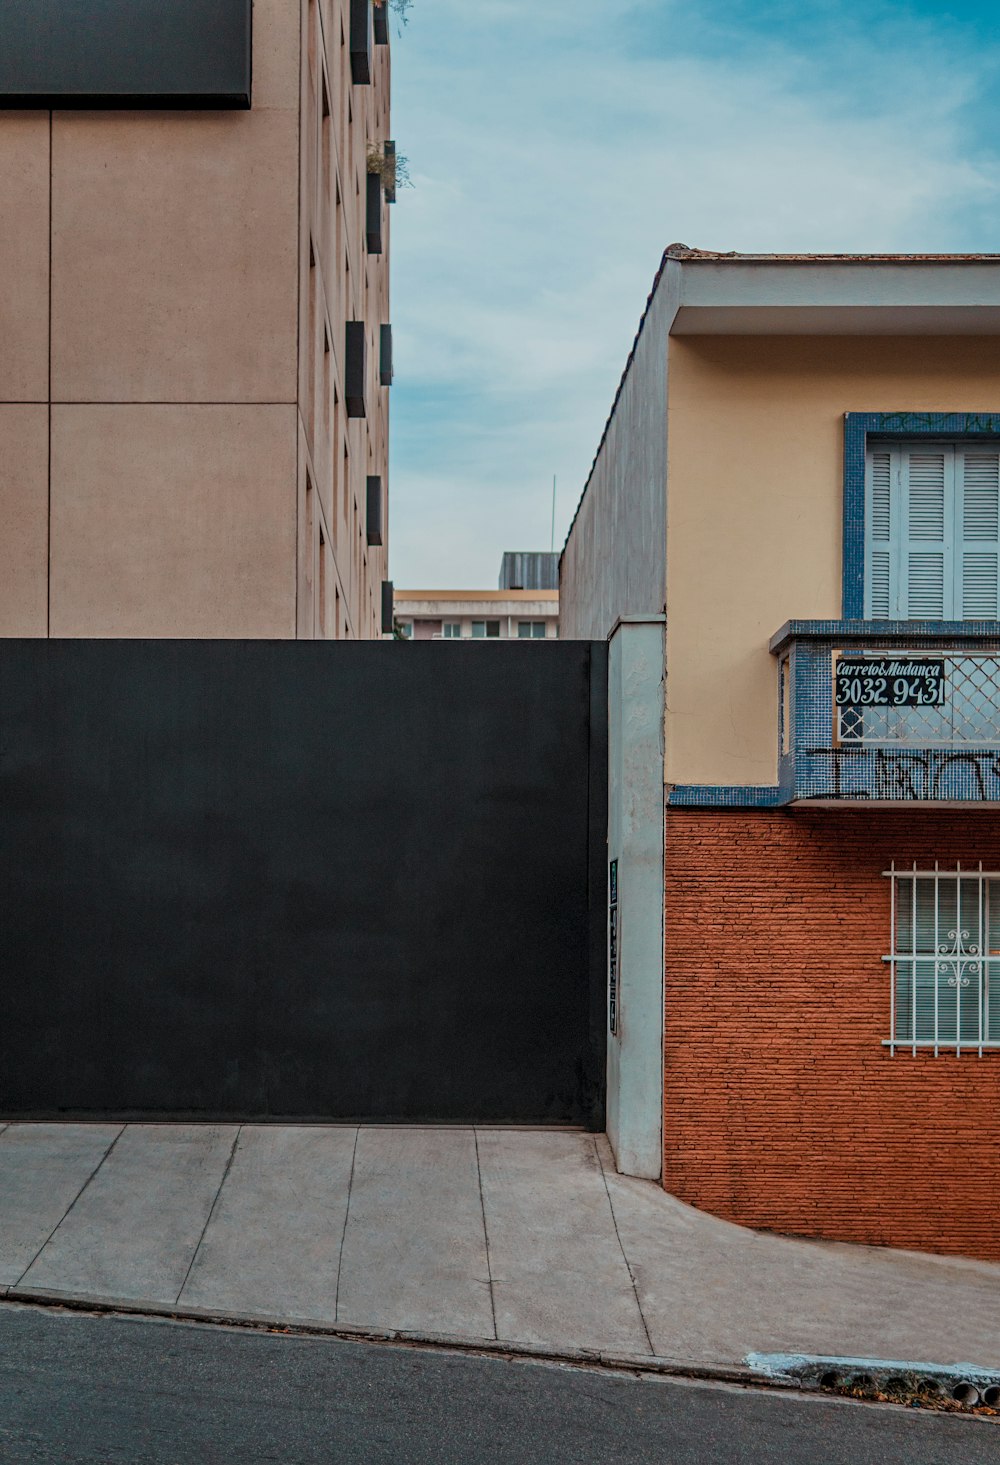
[0,1123,997,1370]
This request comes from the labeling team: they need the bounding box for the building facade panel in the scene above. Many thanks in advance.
[251,0,303,109]
[49,404,297,638]
[665,334,1000,788]
[50,107,300,404]
[0,112,49,402]
[0,405,49,636]
[663,806,1000,1261]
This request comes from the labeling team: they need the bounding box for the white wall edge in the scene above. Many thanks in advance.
[606,618,665,1180]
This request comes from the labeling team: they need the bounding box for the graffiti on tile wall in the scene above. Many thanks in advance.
[805,747,1000,801]
[872,412,1000,435]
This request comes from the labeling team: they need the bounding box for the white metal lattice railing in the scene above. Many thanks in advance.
[836,651,1000,747]
[885,862,1000,1055]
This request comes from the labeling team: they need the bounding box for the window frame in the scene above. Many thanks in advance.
[884,862,1000,1056]
[843,413,1000,619]
[862,439,1000,620]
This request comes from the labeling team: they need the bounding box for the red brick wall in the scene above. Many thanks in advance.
[663,808,1000,1262]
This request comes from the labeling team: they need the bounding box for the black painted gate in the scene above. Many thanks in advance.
[0,641,607,1126]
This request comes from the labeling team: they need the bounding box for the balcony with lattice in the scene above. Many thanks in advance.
[770,621,1000,804]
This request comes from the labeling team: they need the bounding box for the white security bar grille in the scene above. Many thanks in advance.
[837,651,1000,747]
[884,863,1000,1055]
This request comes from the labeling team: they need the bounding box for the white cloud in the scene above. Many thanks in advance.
[387,1,1000,585]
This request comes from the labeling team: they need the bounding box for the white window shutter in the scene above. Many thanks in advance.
[959,449,1000,618]
[900,449,951,619]
[866,439,1000,620]
[867,449,893,617]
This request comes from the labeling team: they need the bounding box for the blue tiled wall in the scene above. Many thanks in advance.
[842,413,1000,618]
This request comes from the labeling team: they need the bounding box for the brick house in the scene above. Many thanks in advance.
[561,247,1000,1261]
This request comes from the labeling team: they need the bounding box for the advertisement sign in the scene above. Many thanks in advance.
[834,656,946,709]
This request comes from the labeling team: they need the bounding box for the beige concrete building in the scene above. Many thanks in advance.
[0,0,392,640]
[394,589,559,641]
[396,551,560,639]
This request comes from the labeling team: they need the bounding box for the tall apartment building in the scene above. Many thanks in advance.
[0,0,391,640]
[564,247,1000,1262]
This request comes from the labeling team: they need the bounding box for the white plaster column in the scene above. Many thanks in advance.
[606,616,665,1180]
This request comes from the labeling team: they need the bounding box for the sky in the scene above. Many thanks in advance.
[387,0,1000,589]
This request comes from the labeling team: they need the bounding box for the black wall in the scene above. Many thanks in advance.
[0,641,607,1126]
[0,0,252,108]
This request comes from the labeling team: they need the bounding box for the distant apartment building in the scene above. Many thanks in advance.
[0,0,392,640]
[396,552,559,640]
[564,246,1000,1262]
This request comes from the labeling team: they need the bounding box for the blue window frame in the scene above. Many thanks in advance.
[843,412,1000,618]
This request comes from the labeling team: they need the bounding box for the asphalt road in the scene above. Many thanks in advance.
[0,1304,993,1464]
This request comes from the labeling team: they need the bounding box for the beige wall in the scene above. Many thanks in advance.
[0,0,390,641]
[0,113,49,404]
[0,406,48,636]
[665,335,1000,786]
[0,116,50,638]
[50,406,297,638]
[50,109,299,405]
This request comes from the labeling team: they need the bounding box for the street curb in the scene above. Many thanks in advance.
[2,1285,792,1393]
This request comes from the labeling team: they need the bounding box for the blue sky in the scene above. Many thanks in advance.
[388,0,1000,588]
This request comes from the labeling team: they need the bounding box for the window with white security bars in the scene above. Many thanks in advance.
[865,442,1000,619]
[886,864,1000,1054]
